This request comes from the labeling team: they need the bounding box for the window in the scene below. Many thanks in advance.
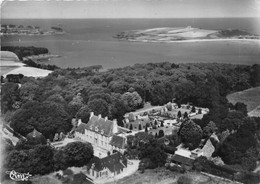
[95,126,99,132]
[101,129,104,135]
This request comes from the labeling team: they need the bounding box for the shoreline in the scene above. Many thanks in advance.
[123,38,260,44]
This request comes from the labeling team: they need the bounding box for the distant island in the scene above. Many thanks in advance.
[114,26,260,43]
[0,24,65,36]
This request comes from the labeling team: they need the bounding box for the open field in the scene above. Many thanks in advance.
[227,87,260,117]
[3,66,52,78]
[106,168,237,184]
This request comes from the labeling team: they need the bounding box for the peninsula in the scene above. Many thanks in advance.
[0,24,65,36]
[114,26,260,43]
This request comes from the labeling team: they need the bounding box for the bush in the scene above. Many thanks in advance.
[177,175,192,184]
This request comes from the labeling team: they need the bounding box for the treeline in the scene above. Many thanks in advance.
[1,46,49,60]
[2,140,93,178]
[23,59,60,71]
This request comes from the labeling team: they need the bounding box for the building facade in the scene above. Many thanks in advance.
[75,112,128,158]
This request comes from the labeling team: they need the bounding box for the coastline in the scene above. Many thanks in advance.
[125,38,260,44]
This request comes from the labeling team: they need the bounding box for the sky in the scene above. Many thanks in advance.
[1,0,260,19]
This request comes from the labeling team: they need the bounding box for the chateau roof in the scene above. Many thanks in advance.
[110,135,125,149]
[86,115,114,137]
[75,114,116,137]
[75,122,88,134]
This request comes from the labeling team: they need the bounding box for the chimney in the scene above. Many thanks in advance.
[98,114,102,119]
[104,116,108,121]
[90,112,94,119]
[112,119,118,134]
[78,119,82,126]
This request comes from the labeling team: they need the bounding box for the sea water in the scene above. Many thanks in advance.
[1,18,260,70]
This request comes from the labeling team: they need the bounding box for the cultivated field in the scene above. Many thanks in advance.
[227,86,260,117]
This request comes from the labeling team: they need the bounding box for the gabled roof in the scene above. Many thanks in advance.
[87,152,127,173]
[110,135,125,149]
[171,154,194,166]
[85,115,114,137]
[75,115,116,137]
[118,126,130,133]
[75,122,88,134]
[26,129,43,138]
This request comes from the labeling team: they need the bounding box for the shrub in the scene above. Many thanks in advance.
[177,175,192,184]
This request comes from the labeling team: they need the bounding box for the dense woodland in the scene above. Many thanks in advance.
[1,46,49,60]
[1,62,260,182]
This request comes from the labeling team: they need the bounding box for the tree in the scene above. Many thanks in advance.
[45,94,66,105]
[198,108,202,114]
[177,175,192,184]
[191,106,196,113]
[68,94,85,116]
[10,101,71,139]
[219,124,257,165]
[122,91,143,111]
[166,103,172,111]
[76,105,90,123]
[179,120,203,150]
[241,147,258,171]
[88,98,109,118]
[219,111,245,132]
[158,130,164,138]
[139,139,167,168]
[139,124,142,130]
[155,132,158,138]
[203,121,218,137]
[63,142,94,167]
[110,93,129,124]
[177,111,182,118]
[19,81,39,104]
[53,149,68,171]
[234,102,247,116]
[183,112,188,119]
[1,82,20,113]
[27,145,55,175]
[130,124,133,130]
[161,121,164,127]
[155,120,159,126]
[6,145,55,175]
[5,150,29,173]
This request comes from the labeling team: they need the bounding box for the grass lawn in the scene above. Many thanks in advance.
[227,86,260,116]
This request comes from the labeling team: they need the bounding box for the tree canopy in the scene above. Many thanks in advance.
[179,120,203,150]
[63,141,94,167]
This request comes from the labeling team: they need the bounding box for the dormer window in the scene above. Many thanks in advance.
[101,130,104,135]
[95,126,99,132]
[90,125,93,130]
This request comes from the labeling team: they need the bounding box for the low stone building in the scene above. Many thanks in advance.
[86,152,127,179]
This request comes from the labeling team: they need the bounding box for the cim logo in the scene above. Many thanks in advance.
[6,170,32,181]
